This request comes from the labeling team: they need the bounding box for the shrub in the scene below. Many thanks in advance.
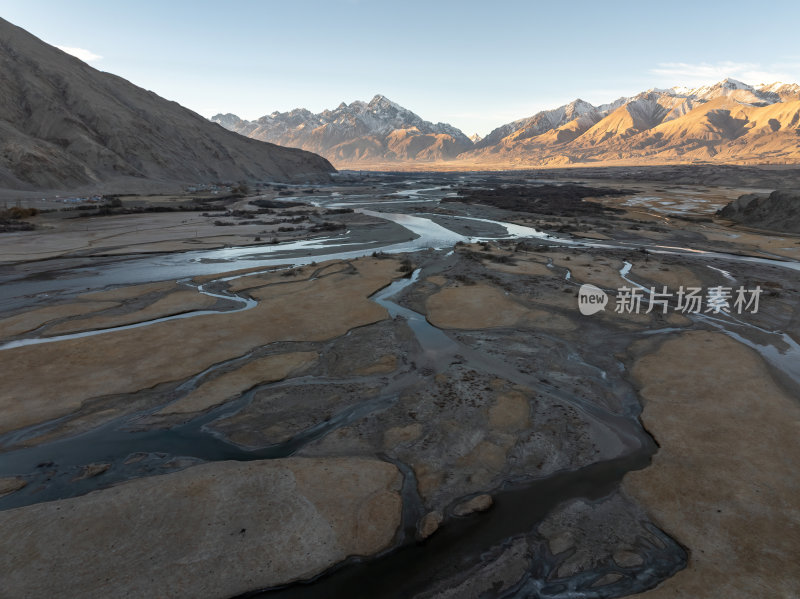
[398,258,414,273]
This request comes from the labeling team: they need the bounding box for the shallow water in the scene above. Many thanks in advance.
[370,269,458,359]
[619,261,800,390]
[1,180,797,597]
[244,452,686,599]
[237,270,682,598]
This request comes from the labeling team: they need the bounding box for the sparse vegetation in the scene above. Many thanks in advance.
[446,184,627,217]
[1,207,39,219]
[398,257,414,273]
[453,274,475,285]
[309,221,345,233]
[250,199,307,209]
[0,207,39,232]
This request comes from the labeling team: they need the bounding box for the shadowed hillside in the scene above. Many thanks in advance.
[0,18,334,192]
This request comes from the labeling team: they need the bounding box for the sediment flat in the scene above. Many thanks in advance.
[0,457,402,598]
[625,331,800,597]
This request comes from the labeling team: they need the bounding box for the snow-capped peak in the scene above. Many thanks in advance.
[214,95,471,146]
[720,77,749,89]
[758,81,800,94]
[367,94,402,110]
[210,95,474,162]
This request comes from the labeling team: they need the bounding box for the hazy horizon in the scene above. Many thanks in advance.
[2,0,799,136]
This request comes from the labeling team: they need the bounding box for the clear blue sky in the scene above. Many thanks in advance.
[2,0,799,135]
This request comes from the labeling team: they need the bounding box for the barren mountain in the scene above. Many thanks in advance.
[0,18,333,192]
[212,96,474,165]
[473,98,615,149]
[460,79,800,167]
[718,189,800,233]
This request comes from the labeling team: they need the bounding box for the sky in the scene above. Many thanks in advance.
[2,0,800,136]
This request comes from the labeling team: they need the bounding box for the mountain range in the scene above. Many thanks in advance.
[215,80,800,168]
[3,12,799,192]
[0,18,333,192]
[212,96,474,164]
[464,79,800,166]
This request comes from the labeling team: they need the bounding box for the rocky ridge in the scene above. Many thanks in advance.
[213,94,474,163]
[215,79,800,167]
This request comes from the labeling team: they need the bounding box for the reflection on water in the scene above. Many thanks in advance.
[620,261,800,390]
[371,269,458,359]
[359,209,467,248]
[3,191,800,357]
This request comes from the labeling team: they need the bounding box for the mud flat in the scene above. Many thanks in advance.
[624,331,800,598]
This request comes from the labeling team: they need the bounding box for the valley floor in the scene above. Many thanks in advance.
[0,167,798,598]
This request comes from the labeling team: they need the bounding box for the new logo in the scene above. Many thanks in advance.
[578,284,608,315]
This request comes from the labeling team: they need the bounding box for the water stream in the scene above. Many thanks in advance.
[2,191,798,485]
[1,183,798,597]
[619,261,800,389]
[238,274,682,599]
[3,192,797,351]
